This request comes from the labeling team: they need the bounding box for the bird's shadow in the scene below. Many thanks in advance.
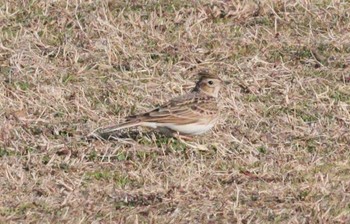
[88,129,172,143]
[87,129,206,151]
[101,130,144,140]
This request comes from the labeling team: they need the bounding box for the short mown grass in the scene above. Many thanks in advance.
[1,0,350,223]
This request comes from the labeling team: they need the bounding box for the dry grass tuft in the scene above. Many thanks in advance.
[1,0,350,223]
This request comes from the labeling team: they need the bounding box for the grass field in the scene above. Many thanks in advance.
[1,0,350,223]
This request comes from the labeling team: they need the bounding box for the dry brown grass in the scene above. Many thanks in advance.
[1,0,350,223]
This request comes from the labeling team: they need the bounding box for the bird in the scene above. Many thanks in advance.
[95,71,222,140]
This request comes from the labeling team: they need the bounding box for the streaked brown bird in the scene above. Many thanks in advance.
[95,71,222,139]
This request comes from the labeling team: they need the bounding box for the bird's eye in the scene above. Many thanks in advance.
[208,80,214,85]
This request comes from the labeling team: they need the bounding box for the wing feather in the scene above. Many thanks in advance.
[126,93,218,125]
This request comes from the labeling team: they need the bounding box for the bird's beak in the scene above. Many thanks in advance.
[223,80,231,85]
[217,77,229,85]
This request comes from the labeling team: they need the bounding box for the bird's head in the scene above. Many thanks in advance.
[193,71,222,97]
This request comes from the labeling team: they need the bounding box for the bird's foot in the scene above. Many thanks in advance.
[172,132,193,141]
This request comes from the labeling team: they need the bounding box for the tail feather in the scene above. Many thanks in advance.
[98,121,141,135]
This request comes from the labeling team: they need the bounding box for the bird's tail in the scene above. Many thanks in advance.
[89,120,141,139]
[99,120,141,134]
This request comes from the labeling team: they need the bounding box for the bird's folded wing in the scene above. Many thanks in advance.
[144,106,201,124]
[145,101,217,124]
[126,93,217,125]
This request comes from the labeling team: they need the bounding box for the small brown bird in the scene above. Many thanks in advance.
[96,71,222,139]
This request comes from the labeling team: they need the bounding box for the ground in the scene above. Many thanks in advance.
[1,0,350,223]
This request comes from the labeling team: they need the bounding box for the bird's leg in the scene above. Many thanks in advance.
[172,132,193,141]
[156,127,193,141]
